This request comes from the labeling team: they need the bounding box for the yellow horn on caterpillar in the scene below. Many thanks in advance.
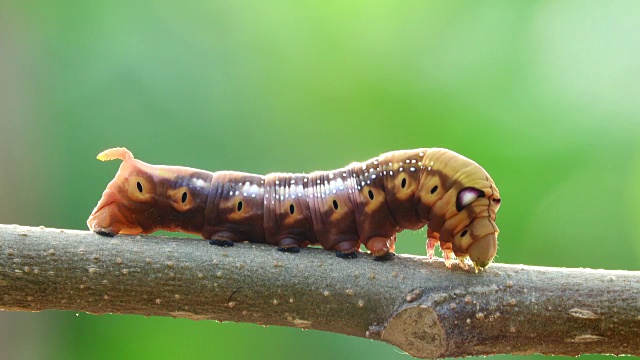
[97,147,135,162]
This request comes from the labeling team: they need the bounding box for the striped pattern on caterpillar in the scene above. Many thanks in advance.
[87,147,501,271]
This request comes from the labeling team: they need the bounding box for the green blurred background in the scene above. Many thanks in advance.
[1,0,638,359]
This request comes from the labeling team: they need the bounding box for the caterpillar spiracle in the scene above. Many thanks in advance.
[87,147,501,271]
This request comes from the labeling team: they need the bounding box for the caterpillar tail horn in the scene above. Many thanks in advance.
[97,147,134,162]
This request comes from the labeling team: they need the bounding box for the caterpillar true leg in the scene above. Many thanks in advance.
[426,229,439,259]
[456,255,470,271]
[440,242,454,268]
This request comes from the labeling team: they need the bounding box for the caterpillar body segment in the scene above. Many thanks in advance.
[87,147,501,270]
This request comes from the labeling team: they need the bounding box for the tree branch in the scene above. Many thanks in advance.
[0,224,638,358]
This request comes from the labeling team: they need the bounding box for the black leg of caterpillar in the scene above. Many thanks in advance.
[335,251,358,259]
[374,252,396,261]
[373,252,396,261]
[94,229,115,237]
[209,239,235,247]
[277,246,301,253]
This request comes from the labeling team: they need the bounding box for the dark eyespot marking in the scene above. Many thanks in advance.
[332,199,339,210]
[430,185,438,194]
[181,192,188,203]
[137,181,143,193]
[460,230,468,237]
[237,201,243,212]
[493,198,501,205]
[368,189,374,200]
[401,177,407,189]
[289,204,295,215]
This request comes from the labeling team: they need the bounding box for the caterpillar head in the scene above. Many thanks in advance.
[453,217,499,271]
[451,187,501,271]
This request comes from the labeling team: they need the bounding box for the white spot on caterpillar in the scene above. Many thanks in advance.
[390,171,394,176]
[304,178,308,182]
[405,159,410,163]
[317,180,321,184]
[243,192,247,197]
[192,178,207,188]
[419,152,424,156]
[290,179,295,184]
[411,159,416,163]
[371,174,377,179]
[399,167,404,172]
[329,174,334,179]
[427,166,432,171]
[459,188,481,208]
[409,167,416,172]
[275,180,280,185]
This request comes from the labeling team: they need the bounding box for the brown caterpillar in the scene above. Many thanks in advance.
[87,147,501,271]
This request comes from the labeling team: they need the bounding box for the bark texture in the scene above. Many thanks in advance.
[0,224,638,358]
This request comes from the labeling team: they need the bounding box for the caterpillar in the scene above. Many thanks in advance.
[87,147,501,271]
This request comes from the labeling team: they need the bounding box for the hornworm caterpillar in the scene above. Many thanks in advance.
[87,147,501,271]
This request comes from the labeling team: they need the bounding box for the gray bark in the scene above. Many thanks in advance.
[0,224,638,358]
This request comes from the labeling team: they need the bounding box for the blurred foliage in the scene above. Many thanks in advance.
[0,1,638,359]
